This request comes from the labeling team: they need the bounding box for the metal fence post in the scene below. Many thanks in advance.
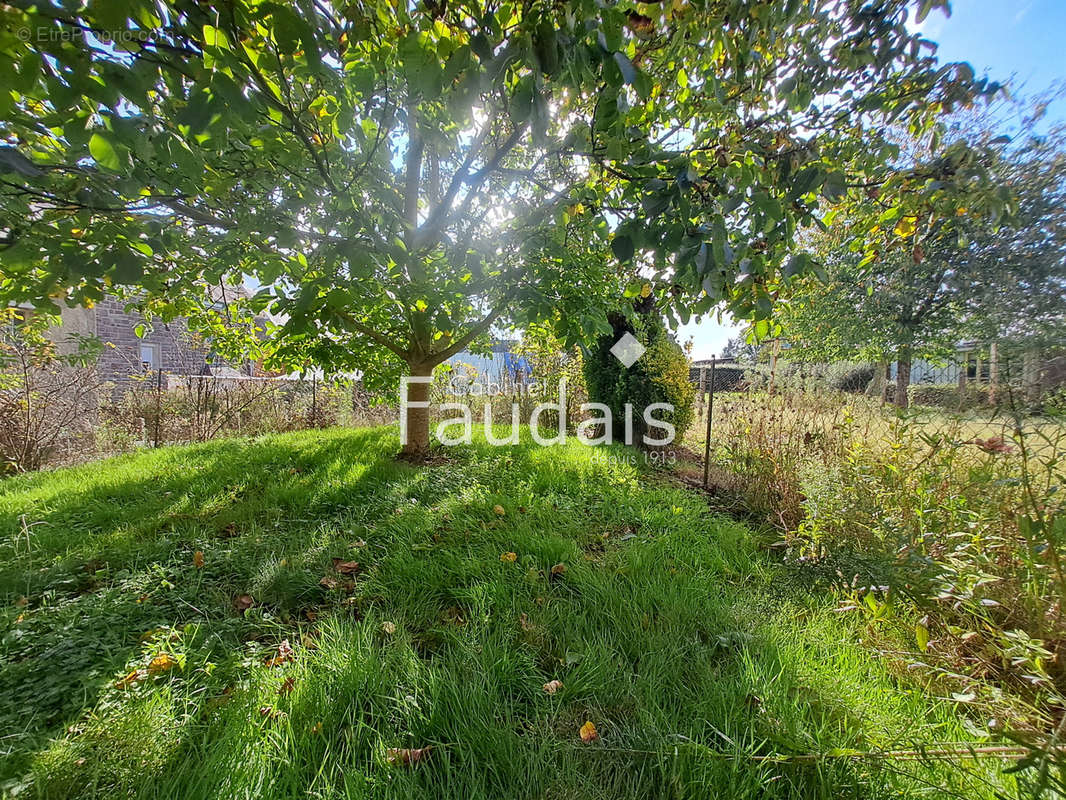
[702,358,716,489]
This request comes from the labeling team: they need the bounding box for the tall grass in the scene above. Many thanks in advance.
[690,390,1066,778]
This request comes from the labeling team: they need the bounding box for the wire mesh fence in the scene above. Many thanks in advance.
[681,355,1066,728]
[100,371,395,450]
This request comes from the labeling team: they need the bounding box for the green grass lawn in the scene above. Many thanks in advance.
[0,427,1015,799]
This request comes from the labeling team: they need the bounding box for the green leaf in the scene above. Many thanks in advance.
[821,171,847,202]
[89,133,121,171]
[788,166,823,200]
[202,25,232,51]
[611,234,635,262]
[915,621,929,652]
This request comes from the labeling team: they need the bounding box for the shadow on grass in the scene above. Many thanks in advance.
[0,428,1006,799]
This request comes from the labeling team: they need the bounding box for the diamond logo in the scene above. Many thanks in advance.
[609,332,646,368]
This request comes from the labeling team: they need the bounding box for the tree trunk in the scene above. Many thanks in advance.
[400,361,433,460]
[895,346,911,409]
[866,359,889,402]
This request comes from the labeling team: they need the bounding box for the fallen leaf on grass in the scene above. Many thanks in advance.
[234,594,255,611]
[148,652,178,674]
[550,563,567,578]
[386,747,432,766]
[115,669,148,689]
[543,680,563,695]
[319,575,339,589]
[265,639,294,667]
[310,722,323,735]
[381,621,396,635]
[259,706,286,720]
[493,505,506,516]
[332,559,360,575]
[278,677,296,695]
[192,550,204,568]
[519,613,535,632]
[579,721,598,742]
[500,552,517,563]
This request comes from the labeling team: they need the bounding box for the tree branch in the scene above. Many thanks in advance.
[429,296,513,364]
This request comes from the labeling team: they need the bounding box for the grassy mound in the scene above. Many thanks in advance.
[0,428,1010,799]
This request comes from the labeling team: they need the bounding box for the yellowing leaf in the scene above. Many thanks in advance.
[579,720,599,742]
[893,217,916,238]
[543,679,563,694]
[640,283,652,298]
[381,621,397,634]
[192,550,205,568]
[148,652,178,675]
[915,617,930,652]
[493,504,506,516]
[115,668,148,688]
[500,552,517,563]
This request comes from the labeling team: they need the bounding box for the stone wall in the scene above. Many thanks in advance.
[66,298,212,386]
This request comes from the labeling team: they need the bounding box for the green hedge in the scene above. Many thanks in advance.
[584,309,694,444]
[907,383,992,410]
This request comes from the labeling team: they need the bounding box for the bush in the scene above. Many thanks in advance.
[0,310,103,473]
[826,362,875,393]
[584,305,694,445]
[908,382,991,410]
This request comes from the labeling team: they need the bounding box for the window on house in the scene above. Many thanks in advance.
[139,342,160,371]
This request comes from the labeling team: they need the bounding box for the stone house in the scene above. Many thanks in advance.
[50,288,260,388]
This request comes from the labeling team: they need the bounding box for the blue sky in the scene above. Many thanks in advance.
[678,0,1066,360]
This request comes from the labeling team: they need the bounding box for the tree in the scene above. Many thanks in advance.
[721,334,761,364]
[0,0,1000,455]
[780,104,1066,407]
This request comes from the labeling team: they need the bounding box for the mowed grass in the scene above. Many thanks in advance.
[0,427,1014,799]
